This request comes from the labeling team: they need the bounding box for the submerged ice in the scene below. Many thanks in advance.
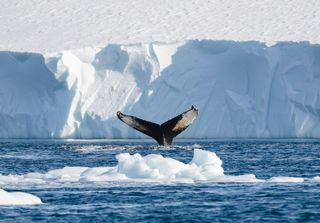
[1,41,320,138]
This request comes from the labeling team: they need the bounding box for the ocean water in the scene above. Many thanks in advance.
[0,139,319,222]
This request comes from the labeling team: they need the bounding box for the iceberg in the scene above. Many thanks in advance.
[0,40,320,138]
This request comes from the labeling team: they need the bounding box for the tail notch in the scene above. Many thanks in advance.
[116,105,198,145]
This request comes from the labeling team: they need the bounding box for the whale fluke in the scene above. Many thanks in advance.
[116,105,198,146]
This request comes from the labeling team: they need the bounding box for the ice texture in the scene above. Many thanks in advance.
[0,148,317,186]
[0,149,262,185]
[1,0,320,53]
[0,41,320,138]
[0,189,42,205]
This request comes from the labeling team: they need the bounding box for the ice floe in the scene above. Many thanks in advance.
[0,189,42,205]
[1,149,317,186]
[268,176,305,183]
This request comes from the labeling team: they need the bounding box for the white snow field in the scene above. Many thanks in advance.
[0,189,42,205]
[1,0,320,53]
[0,148,313,185]
[0,1,320,139]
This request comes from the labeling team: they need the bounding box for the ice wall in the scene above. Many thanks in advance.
[0,40,320,138]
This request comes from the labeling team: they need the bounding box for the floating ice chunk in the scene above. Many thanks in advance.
[115,149,225,180]
[81,167,127,182]
[0,175,21,185]
[44,166,88,182]
[268,176,304,183]
[216,174,265,183]
[0,149,312,185]
[311,176,320,183]
[0,189,42,205]
[0,149,227,184]
[116,153,158,178]
[191,148,224,178]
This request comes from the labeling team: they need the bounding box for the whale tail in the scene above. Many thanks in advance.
[116,105,198,146]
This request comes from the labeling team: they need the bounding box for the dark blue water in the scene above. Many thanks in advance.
[0,140,319,222]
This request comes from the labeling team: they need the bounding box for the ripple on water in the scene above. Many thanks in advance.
[0,140,319,222]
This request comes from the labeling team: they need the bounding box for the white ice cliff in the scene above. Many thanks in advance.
[0,40,320,138]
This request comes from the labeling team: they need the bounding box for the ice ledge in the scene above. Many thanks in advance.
[0,40,320,138]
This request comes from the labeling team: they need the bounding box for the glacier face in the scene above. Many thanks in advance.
[0,40,320,138]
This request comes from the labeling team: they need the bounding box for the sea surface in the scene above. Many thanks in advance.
[0,139,319,222]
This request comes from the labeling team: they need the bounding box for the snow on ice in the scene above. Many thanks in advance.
[1,0,320,53]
